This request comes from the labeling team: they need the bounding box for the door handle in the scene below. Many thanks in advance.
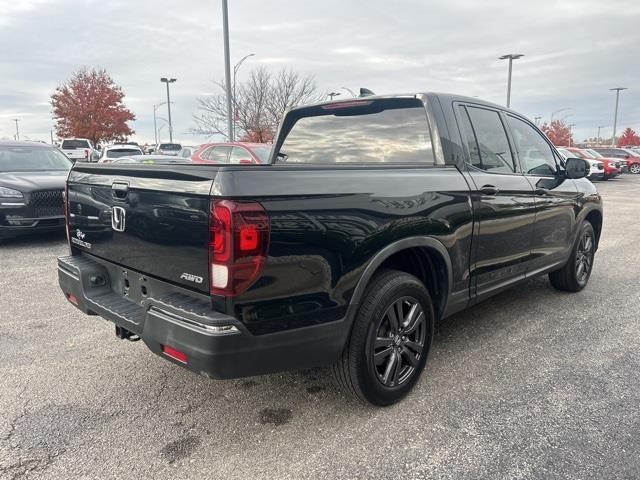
[479,185,499,196]
[535,187,549,195]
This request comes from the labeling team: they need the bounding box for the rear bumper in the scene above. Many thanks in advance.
[57,254,346,379]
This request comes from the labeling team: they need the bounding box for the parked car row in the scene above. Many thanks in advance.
[556,146,638,181]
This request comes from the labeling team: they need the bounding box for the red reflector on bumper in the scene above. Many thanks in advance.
[162,345,187,364]
[66,293,78,305]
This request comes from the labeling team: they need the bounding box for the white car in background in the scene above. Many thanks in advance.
[178,145,198,159]
[60,138,95,162]
[557,148,604,181]
[97,144,144,163]
[155,143,182,156]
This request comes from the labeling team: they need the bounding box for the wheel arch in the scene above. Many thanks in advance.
[584,208,603,249]
[346,237,453,324]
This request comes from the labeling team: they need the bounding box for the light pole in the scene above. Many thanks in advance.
[534,116,542,125]
[13,119,20,141]
[551,108,570,122]
[328,92,341,100]
[153,102,168,146]
[157,124,166,144]
[222,0,233,141]
[596,126,604,144]
[610,87,627,146]
[498,53,524,108]
[233,53,255,140]
[341,87,357,98]
[160,78,176,142]
[568,123,576,147]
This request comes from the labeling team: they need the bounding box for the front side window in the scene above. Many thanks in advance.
[507,115,557,176]
[464,106,515,173]
[278,98,435,164]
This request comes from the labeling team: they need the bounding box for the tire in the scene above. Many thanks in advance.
[549,221,596,292]
[332,269,435,406]
[630,163,640,174]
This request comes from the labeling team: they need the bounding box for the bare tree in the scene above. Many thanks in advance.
[192,67,322,142]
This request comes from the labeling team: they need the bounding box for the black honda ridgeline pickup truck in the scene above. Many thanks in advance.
[58,93,602,406]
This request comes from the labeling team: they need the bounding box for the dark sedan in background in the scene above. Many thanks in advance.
[0,141,72,240]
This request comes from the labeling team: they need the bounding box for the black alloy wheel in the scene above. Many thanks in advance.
[371,297,427,388]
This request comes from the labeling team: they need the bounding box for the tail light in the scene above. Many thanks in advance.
[64,182,71,250]
[209,200,270,296]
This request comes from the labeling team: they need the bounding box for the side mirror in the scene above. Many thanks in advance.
[565,158,588,179]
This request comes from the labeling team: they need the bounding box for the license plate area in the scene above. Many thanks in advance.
[119,269,151,305]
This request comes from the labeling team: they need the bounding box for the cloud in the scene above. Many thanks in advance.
[0,0,638,143]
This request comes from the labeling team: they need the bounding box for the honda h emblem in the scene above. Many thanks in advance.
[111,206,126,232]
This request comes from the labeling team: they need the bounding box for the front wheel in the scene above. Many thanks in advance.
[332,269,435,406]
[549,221,596,292]
[630,163,640,174]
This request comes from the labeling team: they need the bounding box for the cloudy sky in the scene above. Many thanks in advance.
[1,0,638,145]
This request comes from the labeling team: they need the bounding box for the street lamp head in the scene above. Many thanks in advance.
[160,78,177,84]
[609,87,627,92]
[499,53,525,60]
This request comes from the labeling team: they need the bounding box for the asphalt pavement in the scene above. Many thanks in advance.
[1,176,639,479]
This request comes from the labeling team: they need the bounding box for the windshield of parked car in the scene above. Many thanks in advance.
[61,139,90,149]
[571,149,595,159]
[557,148,574,158]
[251,146,272,163]
[159,143,181,151]
[0,146,72,172]
[622,148,640,157]
[586,149,604,158]
[106,148,142,158]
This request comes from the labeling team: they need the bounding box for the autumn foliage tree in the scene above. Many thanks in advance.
[51,68,135,145]
[617,127,640,146]
[540,120,573,146]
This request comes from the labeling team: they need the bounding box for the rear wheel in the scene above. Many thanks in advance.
[549,221,595,292]
[332,269,435,406]
[630,163,640,174]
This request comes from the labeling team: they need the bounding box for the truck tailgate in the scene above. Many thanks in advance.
[67,164,218,293]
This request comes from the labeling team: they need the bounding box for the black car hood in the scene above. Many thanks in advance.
[0,171,68,192]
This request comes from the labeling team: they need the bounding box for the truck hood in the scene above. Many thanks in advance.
[0,171,68,192]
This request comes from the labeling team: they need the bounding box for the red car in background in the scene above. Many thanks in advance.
[191,142,272,164]
[563,147,621,180]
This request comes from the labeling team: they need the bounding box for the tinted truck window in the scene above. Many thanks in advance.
[464,106,515,173]
[280,99,435,164]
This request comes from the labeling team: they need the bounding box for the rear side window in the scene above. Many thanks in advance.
[61,140,90,149]
[462,106,515,173]
[278,98,435,164]
[208,146,231,163]
[229,147,252,164]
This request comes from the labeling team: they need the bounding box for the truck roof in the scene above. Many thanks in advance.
[289,92,510,115]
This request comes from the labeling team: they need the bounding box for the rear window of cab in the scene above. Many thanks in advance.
[277,98,436,165]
